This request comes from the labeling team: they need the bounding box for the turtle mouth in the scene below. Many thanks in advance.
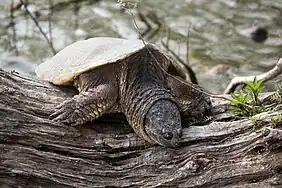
[143,115,181,148]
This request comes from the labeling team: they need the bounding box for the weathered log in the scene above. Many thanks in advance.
[0,69,282,188]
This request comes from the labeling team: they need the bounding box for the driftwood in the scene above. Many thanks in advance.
[224,58,282,94]
[1,69,282,188]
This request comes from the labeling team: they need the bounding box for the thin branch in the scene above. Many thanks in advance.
[73,0,81,31]
[161,40,198,84]
[127,2,198,85]
[137,10,153,38]
[10,0,19,55]
[20,0,56,55]
[224,58,282,94]
[50,0,92,12]
[48,0,54,50]
[137,10,151,30]
[185,24,190,65]
[165,27,170,50]
[146,12,161,40]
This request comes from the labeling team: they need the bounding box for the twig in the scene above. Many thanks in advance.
[146,12,161,40]
[73,0,81,31]
[137,10,151,38]
[161,40,198,84]
[125,2,199,86]
[50,0,92,12]
[224,58,282,94]
[137,10,151,30]
[10,0,19,55]
[165,27,170,49]
[161,26,198,84]
[20,0,56,55]
[126,4,190,82]
[48,0,54,50]
[185,25,190,65]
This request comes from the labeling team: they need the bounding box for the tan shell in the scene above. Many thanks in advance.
[35,37,148,85]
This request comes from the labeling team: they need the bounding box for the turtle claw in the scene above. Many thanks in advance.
[49,98,83,126]
[60,118,83,127]
[49,107,70,120]
[183,95,212,117]
[199,95,212,113]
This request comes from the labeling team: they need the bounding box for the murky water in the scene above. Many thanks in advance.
[0,0,281,93]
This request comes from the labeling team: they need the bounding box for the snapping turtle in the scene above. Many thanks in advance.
[36,37,211,148]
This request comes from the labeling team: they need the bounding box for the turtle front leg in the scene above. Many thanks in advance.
[50,84,117,126]
[167,75,212,116]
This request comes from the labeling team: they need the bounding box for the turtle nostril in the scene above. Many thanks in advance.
[163,132,173,140]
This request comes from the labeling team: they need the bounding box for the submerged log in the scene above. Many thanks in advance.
[0,69,282,188]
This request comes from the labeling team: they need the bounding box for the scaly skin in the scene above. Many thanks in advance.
[50,45,211,148]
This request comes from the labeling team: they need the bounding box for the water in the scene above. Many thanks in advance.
[0,0,281,93]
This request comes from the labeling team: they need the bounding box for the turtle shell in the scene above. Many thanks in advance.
[35,37,149,85]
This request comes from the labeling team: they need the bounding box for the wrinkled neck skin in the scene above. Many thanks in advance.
[120,47,182,148]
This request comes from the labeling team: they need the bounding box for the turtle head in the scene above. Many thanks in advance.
[144,99,182,148]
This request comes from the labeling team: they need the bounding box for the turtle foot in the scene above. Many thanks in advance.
[49,97,85,126]
[183,94,212,117]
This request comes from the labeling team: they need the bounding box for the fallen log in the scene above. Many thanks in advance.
[0,69,282,188]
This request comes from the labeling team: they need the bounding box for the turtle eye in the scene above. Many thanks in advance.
[162,132,173,140]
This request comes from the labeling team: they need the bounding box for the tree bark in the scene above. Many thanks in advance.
[0,69,282,188]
